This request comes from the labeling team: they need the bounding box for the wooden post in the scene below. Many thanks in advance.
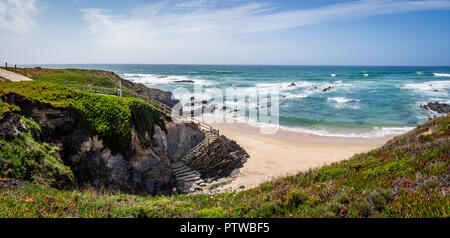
[24,68,26,76]
[5,62,7,69]
[14,65,17,73]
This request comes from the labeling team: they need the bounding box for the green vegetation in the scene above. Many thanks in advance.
[0,115,448,218]
[0,101,19,120]
[0,80,164,154]
[0,117,73,189]
[7,68,121,88]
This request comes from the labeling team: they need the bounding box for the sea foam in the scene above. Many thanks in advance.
[327,97,359,104]
[433,73,450,77]
[403,80,450,97]
[122,73,213,86]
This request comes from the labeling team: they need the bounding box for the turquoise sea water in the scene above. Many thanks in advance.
[36,65,450,137]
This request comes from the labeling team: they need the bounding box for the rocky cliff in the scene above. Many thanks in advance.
[0,93,248,195]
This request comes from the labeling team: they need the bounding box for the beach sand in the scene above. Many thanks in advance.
[208,121,396,192]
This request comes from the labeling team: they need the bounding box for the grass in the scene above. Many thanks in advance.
[0,115,448,218]
[5,67,121,88]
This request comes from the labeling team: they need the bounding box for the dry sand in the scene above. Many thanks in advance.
[209,122,396,192]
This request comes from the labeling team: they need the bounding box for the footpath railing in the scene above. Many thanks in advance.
[65,83,219,136]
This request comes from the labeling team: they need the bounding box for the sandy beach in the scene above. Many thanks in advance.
[208,121,397,192]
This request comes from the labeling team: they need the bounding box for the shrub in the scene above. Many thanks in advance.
[251,202,285,218]
[0,125,74,189]
[196,207,229,218]
[436,117,449,132]
[349,198,372,217]
[259,183,274,192]
[286,190,309,209]
[328,201,344,215]
[368,189,392,212]
[233,203,252,217]
[418,134,434,143]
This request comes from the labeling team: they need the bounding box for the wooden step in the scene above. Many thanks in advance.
[172,161,185,169]
[177,173,201,181]
[176,174,200,181]
[173,166,192,174]
[175,170,200,178]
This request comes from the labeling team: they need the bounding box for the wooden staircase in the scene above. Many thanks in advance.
[173,127,221,193]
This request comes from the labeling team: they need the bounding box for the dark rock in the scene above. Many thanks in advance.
[288,83,296,87]
[174,80,195,83]
[420,102,450,114]
[1,93,81,140]
[0,113,27,139]
[0,178,23,188]
[239,185,245,189]
[322,86,333,92]
[153,122,205,161]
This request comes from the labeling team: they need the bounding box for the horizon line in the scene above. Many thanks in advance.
[13,63,450,67]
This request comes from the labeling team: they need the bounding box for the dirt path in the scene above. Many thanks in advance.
[0,69,32,82]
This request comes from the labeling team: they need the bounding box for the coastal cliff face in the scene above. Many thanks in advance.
[0,93,247,195]
[102,71,180,108]
[0,94,174,194]
[153,122,205,161]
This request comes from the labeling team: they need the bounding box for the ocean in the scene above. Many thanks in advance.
[34,64,450,138]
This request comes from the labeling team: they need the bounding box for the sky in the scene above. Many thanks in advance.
[1,0,450,65]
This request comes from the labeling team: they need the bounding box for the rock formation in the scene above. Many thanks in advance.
[420,102,450,114]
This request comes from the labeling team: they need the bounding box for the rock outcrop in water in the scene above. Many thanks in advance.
[322,86,333,92]
[420,102,450,114]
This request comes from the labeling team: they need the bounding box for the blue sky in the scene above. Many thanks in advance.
[1,0,450,65]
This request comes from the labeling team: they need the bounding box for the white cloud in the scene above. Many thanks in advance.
[176,0,216,8]
[80,0,450,64]
[83,0,450,37]
[0,0,40,35]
